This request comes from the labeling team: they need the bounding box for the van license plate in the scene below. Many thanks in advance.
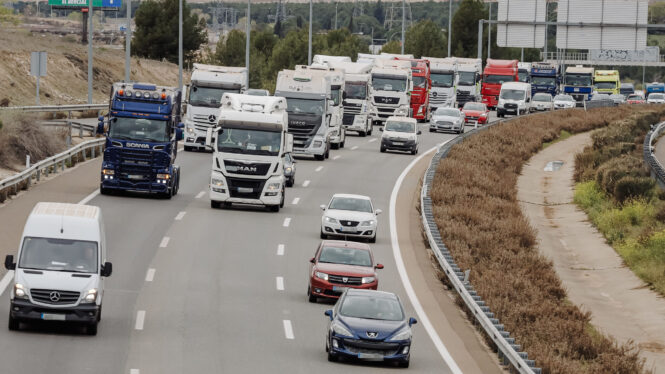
[41,313,66,321]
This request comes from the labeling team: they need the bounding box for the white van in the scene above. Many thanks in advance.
[380,116,421,155]
[4,202,112,335]
[497,81,532,117]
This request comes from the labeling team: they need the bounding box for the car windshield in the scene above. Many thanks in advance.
[463,103,486,111]
[595,82,616,90]
[532,76,556,86]
[109,117,170,142]
[518,70,529,83]
[385,121,415,133]
[554,95,574,102]
[413,76,427,89]
[19,237,98,274]
[340,294,404,321]
[285,98,325,115]
[345,82,367,100]
[484,74,513,84]
[318,246,372,267]
[628,94,643,100]
[650,93,665,100]
[434,108,460,117]
[372,75,407,92]
[458,71,476,86]
[565,74,592,86]
[217,127,281,156]
[431,72,454,87]
[500,89,525,100]
[189,85,239,108]
[533,94,551,102]
[329,197,373,213]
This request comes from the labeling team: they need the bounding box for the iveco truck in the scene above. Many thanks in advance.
[368,58,413,125]
[327,60,373,136]
[423,57,457,110]
[563,66,595,106]
[97,82,183,198]
[206,93,292,212]
[183,64,248,151]
[275,69,331,160]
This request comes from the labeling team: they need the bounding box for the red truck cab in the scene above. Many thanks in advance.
[397,58,431,121]
[481,59,518,109]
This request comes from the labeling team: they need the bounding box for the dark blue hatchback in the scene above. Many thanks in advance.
[324,289,417,368]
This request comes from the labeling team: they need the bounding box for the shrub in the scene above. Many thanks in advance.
[614,176,655,203]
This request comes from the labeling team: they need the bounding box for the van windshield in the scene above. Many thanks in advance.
[19,237,98,274]
[500,89,525,100]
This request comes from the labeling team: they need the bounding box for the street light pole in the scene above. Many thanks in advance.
[448,0,452,57]
[401,0,405,55]
[487,1,491,59]
[178,0,183,91]
[87,0,93,104]
[246,0,250,88]
[125,0,131,82]
[308,0,312,65]
[334,2,338,30]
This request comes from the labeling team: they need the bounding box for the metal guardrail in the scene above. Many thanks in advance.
[584,99,617,110]
[420,119,541,374]
[0,138,104,199]
[644,121,665,189]
[0,104,107,112]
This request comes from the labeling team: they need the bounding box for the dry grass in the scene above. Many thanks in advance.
[430,106,665,374]
[0,112,66,170]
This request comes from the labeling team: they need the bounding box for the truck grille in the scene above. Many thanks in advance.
[227,177,266,200]
[457,90,474,105]
[430,91,449,105]
[191,114,217,127]
[105,148,170,183]
[377,107,396,119]
[328,275,362,285]
[224,160,271,176]
[31,289,80,305]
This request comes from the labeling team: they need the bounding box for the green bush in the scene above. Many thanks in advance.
[574,181,607,211]
[614,176,655,203]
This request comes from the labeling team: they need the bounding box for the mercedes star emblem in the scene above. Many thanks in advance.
[49,291,61,302]
[208,114,216,123]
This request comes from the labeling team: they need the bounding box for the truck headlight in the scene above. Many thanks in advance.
[211,178,225,187]
[13,284,26,299]
[361,276,376,284]
[313,140,323,148]
[265,182,281,196]
[285,167,292,173]
[187,126,195,134]
[156,173,171,184]
[82,289,97,304]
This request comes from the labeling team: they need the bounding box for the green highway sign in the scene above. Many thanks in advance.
[48,0,121,8]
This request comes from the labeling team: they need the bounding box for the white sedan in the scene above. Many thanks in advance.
[430,108,464,134]
[529,93,553,112]
[647,93,665,104]
[320,194,381,243]
[553,94,576,109]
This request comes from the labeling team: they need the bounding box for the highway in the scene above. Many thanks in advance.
[0,115,500,373]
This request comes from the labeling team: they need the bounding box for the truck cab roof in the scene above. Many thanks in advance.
[191,64,247,89]
[218,93,287,132]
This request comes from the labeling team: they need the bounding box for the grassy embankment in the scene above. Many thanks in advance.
[430,105,665,374]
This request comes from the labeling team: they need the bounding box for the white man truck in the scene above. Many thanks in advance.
[369,58,413,125]
[296,64,346,149]
[275,69,331,161]
[313,55,351,64]
[206,93,292,212]
[183,64,248,151]
[327,60,373,137]
[423,57,457,110]
[454,57,482,107]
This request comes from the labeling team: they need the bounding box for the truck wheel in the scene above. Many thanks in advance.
[359,130,366,137]
[184,146,194,152]
[8,314,18,331]
[280,189,285,208]
[325,147,330,159]
[100,187,111,196]
[331,142,339,150]
[86,322,98,336]
[269,204,280,213]
[211,200,221,209]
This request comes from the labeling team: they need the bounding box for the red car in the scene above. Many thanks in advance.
[461,102,490,124]
[627,93,645,104]
[308,240,383,302]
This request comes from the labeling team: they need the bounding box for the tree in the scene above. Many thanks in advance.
[373,0,384,25]
[214,30,246,66]
[405,20,446,58]
[132,0,207,64]
[274,18,283,37]
[348,12,354,32]
[451,0,487,58]
[381,40,401,54]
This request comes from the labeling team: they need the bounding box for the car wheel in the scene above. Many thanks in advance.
[307,286,317,303]
[327,346,338,362]
[100,187,111,196]
[411,149,416,155]
[8,314,18,331]
[429,128,435,132]
[279,189,285,208]
[380,146,386,153]
[286,178,294,188]
[320,231,327,239]
[86,322,98,336]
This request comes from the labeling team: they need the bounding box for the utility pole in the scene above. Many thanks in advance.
[401,0,405,54]
[246,0,250,88]
[87,0,93,104]
[487,1,491,59]
[125,0,131,82]
[308,0,312,65]
[334,2,337,30]
[448,0,452,57]
[178,0,183,91]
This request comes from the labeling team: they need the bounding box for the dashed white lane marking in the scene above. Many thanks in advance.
[79,189,100,205]
[315,166,323,172]
[368,138,377,143]
[175,211,186,221]
[145,268,156,282]
[195,191,206,199]
[283,320,295,340]
[130,369,140,374]
[351,145,359,150]
[292,197,300,205]
[159,237,170,248]
[333,155,341,160]
[135,311,146,330]
[277,244,285,256]
[283,218,291,227]
[302,180,310,188]
[0,271,14,297]
[276,276,284,291]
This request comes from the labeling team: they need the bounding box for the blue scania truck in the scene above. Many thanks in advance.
[97,82,184,198]
[530,62,559,96]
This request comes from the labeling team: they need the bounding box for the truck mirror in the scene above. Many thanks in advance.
[342,91,347,100]
[285,133,294,154]
[96,121,105,135]
[176,128,184,142]
[205,128,213,147]
[101,262,113,277]
[4,255,15,271]
[177,122,185,129]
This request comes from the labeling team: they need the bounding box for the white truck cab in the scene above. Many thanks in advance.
[369,58,413,125]
[313,55,351,64]
[183,64,248,151]
[327,61,373,136]
[423,57,457,110]
[206,93,293,212]
[497,81,532,117]
[5,202,112,335]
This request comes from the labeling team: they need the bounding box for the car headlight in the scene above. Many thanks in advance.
[267,182,281,191]
[324,216,338,224]
[211,178,225,187]
[82,289,97,304]
[156,173,171,180]
[13,284,26,299]
[284,167,292,173]
[331,322,354,337]
[315,271,328,281]
[388,327,412,341]
[361,276,375,284]
[360,220,376,226]
[102,169,115,175]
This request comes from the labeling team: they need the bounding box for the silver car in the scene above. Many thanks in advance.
[283,152,296,187]
[529,93,553,112]
[553,94,576,109]
[430,108,464,134]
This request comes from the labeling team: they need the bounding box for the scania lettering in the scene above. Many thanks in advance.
[563,66,595,106]
[530,62,559,96]
[423,57,457,110]
[206,93,292,212]
[369,58,413,125]
[327,61,373,136]
[183,64,248,151]
[275,69,331,160]
[97,82,183,198]
[481,59,519,109]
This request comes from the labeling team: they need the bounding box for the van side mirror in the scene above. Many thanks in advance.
[310,257,315,264]
[409,317,418,326]
[417,130,422,135]
[4,255,15,270]
[285,133,294,154]
[324,309,333,320]
[375,209,382,215]
[320,204,326,211]
[101,262,113,277]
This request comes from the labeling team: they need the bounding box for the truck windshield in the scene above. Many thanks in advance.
[532,76,556,86]
[413,76,427,89]
[189,86,240,108]
[285,98,325,115]
[217,127,281,156]
[518,70,529,83]
[331,88,341,106]
[595,82,616,90]
[108,117,170,143]
[431,73,453,87]
[500,89,525,100]
[372,75,407,92]
[458,72,476,86]
[345,82,367,100]
[565,74,592,86]
[484,74,513,84]
[19,237,98,274]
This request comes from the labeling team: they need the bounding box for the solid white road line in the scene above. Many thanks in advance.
[292,197,300,205]
[283,218,291,227]
[283,320,295,340]
[159,237,170,248]
[175,211,186,221]
[315,166,323,172]
[78,189,100,205]
[351,145,359,150]
[135,310,146,330]
[277,244,285,256]
[276,276,284,291]
[389,139,463,374]
[130,369,140,374]
[145,268,156,282]
[302,180,310,188]
[195,191,206,199]
[368,138,377,143]
[333,155,341,160]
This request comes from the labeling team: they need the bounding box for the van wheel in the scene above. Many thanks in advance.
[359,131,366,137]
[86,322,98,336]
[340,140,345,148]
[8,314,19,331]
[325,147,330,159]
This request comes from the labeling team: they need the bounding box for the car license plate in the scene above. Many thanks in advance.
[41,313,66,321]
[339,226,355,232]
[238,187,253,194]
[393,142,404,146]
[469,120,478,124]
[333,286,348,292]
[358,353,384,361]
